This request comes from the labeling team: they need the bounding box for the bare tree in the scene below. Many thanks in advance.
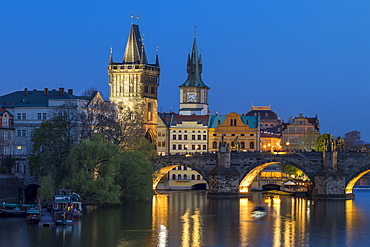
[343,130,364,151]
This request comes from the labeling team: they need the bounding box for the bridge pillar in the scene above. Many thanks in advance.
[208,142,240,196]
[312,151,348,199]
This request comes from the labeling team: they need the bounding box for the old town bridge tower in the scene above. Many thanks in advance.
[108,21,160,143]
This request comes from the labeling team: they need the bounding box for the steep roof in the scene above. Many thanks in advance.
[122,24,148,64]
[179,37,209,89]
[208,115,259,128]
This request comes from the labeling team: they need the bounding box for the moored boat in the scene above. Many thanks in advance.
[54,211,74,225]
[26,209,41,224]
[53,189,82,219]
[251,206,267,218]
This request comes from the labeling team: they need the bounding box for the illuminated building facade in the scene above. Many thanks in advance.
[281,114,320,151]
[208,112,259,152]
[108,22,160,143]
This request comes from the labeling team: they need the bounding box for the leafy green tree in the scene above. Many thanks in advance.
[296,130,320,151]
[63,135,121,205]
[314,133,333,151]
[38,175,55,202]
[343,130,364,151]
[115,151,153,202]
[128,137,157,160]
[29,113,79,188]
[279,163,305,178]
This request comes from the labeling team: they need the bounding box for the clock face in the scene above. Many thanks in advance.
[187,93,196,102]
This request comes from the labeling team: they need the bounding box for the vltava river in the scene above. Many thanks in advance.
[1,190,370,247]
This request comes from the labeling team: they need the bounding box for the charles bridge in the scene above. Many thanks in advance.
[153,146,370,199]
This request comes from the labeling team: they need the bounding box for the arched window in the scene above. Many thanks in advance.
[197,175,201,180]
[191,174,195,180]
[172,174,176,180]
[241,142,245,149]
[250,142,255,149]
[178,174,182,180]
[212,141,217,149]
[184,174,188,180]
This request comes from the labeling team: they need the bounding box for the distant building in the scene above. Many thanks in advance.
[208,112,259,152]
[281,114,320,151]
[0,107,15,166]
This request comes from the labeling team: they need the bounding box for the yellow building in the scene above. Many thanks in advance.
[108,22,160,143]
[157,165,207,190]
[281,114,320,151]
[208,112,260,152]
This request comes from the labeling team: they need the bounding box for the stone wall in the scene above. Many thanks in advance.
[0,175,23,202]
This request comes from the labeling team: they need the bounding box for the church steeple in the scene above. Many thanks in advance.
[179,30,210,116]
[122,24,148,64]
[179,36,209,89]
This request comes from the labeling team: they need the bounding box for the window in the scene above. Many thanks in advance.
[178,166,182,170]
[37,113,42,120]
[162,141,165,147]
[17,129,26,137]
[192,145,195,150]
[241,134,245,136]
[178,135,182,140]
[203,135,206,140]
[197,135,201,140]
[172,135,176,140]
[178,174,182,180]
[184,135,188,140]
[178,144,182,150]
[3,147,8,155]
[231,134,235,136]
[191,174,195,180]
[197,175,201,180]
[203,145,206,150]
[230,119,236,126]
[9,133,13,140]
[158,142,162,147]
[250,142,255,149]
[213,134,217,136]
[2,118,8,126]
[172,174,176,180]
[43,113,47,120]
[3,132,8,140]
[158,132,162,137]
[172,145,176,150]
[192,135,196,140]
[241,142,245,149]
[183,174,187,180]
[212,141,217,149]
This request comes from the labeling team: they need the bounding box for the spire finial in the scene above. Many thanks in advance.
[137,13,140,25]
[194,26,198,37]
[130,12,134,24]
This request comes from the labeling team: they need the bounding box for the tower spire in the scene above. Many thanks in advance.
[122,22,148,64]
[109,46,113,65]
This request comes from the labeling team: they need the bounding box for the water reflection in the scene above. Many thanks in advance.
[3,190,370,246]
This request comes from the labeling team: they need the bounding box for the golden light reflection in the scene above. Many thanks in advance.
[181,209,191,247]
[239,198,250,246]
[239,162,280,192]
[152,194,169,246]
[191,208,202,247]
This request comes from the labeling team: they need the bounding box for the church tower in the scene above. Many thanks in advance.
[108,21,160,143]
[179,34,210,115]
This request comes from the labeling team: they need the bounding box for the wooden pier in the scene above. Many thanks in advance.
[38,208,54,227]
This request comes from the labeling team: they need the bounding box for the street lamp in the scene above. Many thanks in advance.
[286,141,290,151]
[196,145,199,153]
[185,145,188,154]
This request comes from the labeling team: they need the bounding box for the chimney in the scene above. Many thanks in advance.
[24,88,28,95]
[59,88,64,95]
[67,89,73,95]
[44,88,48,95]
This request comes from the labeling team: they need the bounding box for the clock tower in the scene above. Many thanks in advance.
[179,35,209,115]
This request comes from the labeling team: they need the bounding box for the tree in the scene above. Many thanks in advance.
[63,135,121,204]
[296,130,320,151]
[343,130,364,151]
[115,151,153,202]
[279,163,305,178]
[314,133,333,151]
[0,156,15,174]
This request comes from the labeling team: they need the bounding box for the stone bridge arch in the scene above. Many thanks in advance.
[345,163,370,194]
[238,157,315,193]
[152,161,210,190]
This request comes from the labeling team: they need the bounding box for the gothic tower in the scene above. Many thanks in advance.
[179,35,210,115]
[108,22,160,143]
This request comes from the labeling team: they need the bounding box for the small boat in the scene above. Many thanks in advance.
[26,209,41,224]
[53,189,82,219]
[1,207,28,217]
[251,206,267,218]
[54,211,74,225]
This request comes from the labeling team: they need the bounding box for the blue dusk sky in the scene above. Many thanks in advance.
[1,1,370,140]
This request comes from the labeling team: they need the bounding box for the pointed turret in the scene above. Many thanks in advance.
[109,46,113,65]
[179,37,209,88]
[122,24,148,64]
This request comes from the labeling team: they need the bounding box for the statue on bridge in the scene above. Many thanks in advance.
[336,137,345,152]
[324,135,345,152]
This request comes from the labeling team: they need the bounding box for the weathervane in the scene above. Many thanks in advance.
[194,25,198,37]
[130,12,134,24]
[137,13,140,25]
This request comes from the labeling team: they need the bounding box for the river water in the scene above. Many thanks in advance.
[1,190,370,247]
